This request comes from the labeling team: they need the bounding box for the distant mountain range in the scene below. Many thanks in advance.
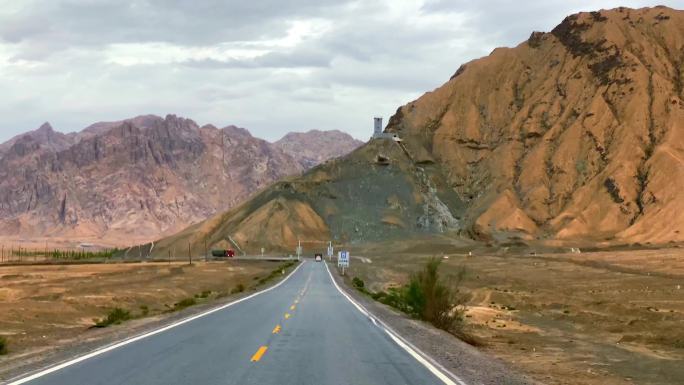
[150,6,684,256]
[0,115,363,246]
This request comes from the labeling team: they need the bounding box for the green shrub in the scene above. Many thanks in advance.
[370,288,409,312]
[406,258,467,332]
[197,290,212,299]
[173,298,197,311]
[231,283,245,294]
[94,308,132,328]
[0,336,8,355]
[139,305,149,316]
[352,277,365,289]
[362,258,476,344]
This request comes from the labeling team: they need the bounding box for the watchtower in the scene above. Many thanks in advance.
[373,117,383,136]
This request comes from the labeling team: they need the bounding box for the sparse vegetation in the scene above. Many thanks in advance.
[231,283,245,294]
[172,298,197,311]
[0,336,8,355]
[352,277,365,290]
[93,308,132,328]
[0,261,274,359]
[352,258,476,344]
[257,261,297,286]
[405,259,467,332]
[5,247,120,261]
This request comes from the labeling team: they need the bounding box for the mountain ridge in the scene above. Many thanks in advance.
[0,114,363,246]
[150,6,684,257]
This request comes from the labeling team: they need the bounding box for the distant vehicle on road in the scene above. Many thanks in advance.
[211,249,235,258]
[315,253,323,262]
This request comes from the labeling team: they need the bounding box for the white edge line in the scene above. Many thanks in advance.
[324,262,468,385]
[6,261,306,385]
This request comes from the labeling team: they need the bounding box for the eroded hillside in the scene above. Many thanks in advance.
[389,6,684,244]
[154,6,684,255]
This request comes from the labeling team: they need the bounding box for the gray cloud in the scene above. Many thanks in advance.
[0,0,350,59]
[0,0,681,142]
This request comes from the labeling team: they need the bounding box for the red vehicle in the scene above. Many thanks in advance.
[211,249,236,258]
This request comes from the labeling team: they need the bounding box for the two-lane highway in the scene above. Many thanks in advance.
[9,261,459,385]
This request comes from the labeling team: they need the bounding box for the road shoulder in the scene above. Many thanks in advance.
[327,262,539,385]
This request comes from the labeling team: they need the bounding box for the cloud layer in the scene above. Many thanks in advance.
[0,0,680,141]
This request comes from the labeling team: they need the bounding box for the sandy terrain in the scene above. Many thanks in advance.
[0,261,280,363]
[345,239,684,385]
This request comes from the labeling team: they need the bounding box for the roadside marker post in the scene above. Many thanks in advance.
[338,250,350,276]
[327,241,333,261]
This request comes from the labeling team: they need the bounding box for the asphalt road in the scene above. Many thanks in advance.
[9,260,458,385]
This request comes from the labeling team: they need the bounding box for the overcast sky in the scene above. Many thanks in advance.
[0,0,680,142]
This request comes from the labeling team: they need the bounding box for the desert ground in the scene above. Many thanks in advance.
[344,237,684,385]
[0,260,287,367]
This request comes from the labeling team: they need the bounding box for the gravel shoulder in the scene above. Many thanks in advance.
[328,262,538,385]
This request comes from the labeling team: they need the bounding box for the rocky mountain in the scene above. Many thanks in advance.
[151,6,684,256]
[0,123,77,156]
[0,115,363,245]
[273,130,364,168]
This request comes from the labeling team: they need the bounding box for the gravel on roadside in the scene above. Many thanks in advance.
[329,263,540,385]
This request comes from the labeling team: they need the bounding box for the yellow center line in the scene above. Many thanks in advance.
[284,313,291,319]
[290,304,296,310]
[272,324,281,334]
[251,346,268,362]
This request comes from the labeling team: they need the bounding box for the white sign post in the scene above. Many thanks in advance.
[338,250,349,275]
[327,241,333,261]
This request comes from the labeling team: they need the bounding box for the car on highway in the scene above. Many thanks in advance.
[315,253,323,262]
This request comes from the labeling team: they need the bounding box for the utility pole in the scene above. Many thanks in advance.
[204,239,208,262]
[188,242,192,265]
[168,249,171,265]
